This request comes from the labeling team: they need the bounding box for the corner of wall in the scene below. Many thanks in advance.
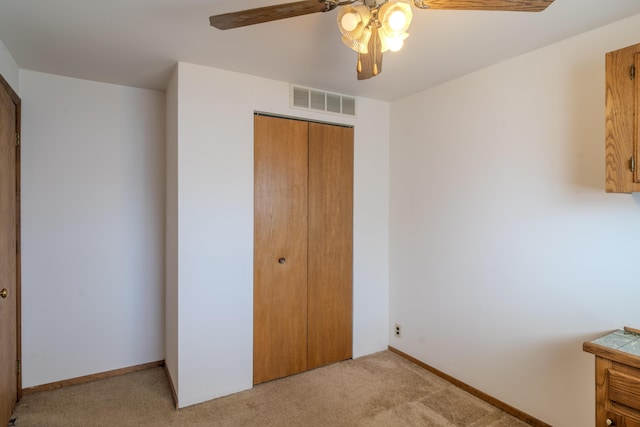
[165,62,180,403]
[0,37,19,93]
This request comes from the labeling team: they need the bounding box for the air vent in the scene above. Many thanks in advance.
[292,86,310,109]
[290,85,357,118]
[310,90,325,111]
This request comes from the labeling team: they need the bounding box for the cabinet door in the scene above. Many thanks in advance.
[605,43,640,192]
[607,411,640,427]
[254,115,309,384]
[307,123,354,370]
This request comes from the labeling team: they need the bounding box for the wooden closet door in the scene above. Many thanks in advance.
[307,123,353,370]
[253,115,309,384]
[0,79,18,426]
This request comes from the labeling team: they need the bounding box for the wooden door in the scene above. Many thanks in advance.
[254,115,353,384]
[0,76,19,426]
[307,123,353,370]
[254,115,309,384]
[635,51,640,184]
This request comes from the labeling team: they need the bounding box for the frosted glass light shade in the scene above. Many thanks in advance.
[388,10,407,30]
[342,26,372,54]
[386,36,404,52]
[341,12,360,32]
[337,5,370,39]
[379,1,412,35]
[337,5,372,53]
[378,1,412,53]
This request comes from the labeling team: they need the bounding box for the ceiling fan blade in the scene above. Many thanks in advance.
[415,0,554,12]
[357,27,383,81]
[210,0,329,30]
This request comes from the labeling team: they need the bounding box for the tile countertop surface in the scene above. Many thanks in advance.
[589,329,640,357]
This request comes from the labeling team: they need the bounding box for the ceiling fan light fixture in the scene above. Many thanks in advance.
[384,33,408,52]
[378,1,411,53]
[380,1,412,27]
[379,1,412,36]
[337,5,371,40]
[209,0,555,80]
[341,12,360,32]
[342,26,372,54]
[388,10,407,30]
[388,39,403,52]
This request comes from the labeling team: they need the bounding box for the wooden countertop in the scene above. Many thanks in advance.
[583,327,640,369]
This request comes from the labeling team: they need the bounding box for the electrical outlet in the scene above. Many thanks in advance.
[394,323,401,338]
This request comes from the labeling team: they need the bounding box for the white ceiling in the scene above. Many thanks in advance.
[1,0,640,101]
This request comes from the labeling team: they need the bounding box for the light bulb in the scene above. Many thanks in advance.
[341,12,360,32]
[387,37,404,52]
[388,10,407,31]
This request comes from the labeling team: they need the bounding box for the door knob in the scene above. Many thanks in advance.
[0,288,7,299]
[607,419,615,426]
[278,257,286,264]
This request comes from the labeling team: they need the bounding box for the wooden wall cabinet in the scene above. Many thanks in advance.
[584,330,640,427]
[605,43,640,193]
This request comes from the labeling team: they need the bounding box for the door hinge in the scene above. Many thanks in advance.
[15,133,19,147]
[632,64,636,81]
[16,360,21,376]
[631,156,636,173]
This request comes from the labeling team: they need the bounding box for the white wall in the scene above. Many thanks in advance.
[167,62,389,407]
[20,70,166,387]
[0,37,19,92]
[389,13,640,427]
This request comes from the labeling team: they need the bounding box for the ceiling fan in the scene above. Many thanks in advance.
[210,0,555,80]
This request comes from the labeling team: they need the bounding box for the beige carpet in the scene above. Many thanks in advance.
[12,351,529,427]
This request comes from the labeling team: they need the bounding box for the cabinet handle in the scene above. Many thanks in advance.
[606,419,615,426]
[278,257,286,264]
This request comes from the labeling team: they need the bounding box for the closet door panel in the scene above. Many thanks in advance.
[254,115,309,384]
[307,123,354,370]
